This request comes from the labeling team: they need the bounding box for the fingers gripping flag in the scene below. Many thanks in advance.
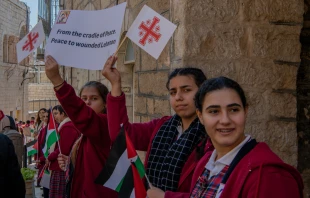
[95,127,146,198]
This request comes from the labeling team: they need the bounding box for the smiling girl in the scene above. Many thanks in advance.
[190,76,303,198]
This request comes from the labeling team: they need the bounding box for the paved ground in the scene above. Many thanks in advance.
[27,163,43,198]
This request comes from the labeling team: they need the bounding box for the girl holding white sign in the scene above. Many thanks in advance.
[45,55,118,198]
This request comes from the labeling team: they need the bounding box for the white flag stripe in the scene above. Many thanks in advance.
[130,189,135,198]
[16,20,45,63]
[104,149,131,190]
[126,5,176,59]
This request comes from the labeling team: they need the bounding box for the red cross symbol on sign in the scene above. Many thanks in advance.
[138,16,162,46]
[22,32,39,52]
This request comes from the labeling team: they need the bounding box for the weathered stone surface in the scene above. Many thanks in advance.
[135,96,147,114]
[251,25,301,62]
[245,121,297,166]
[184,24,245,60]
[145,0,170,14]
[245,91,267,121]
[185,0,239,23]
[236,60,298,90]
[138,71,169,96]
[128,0,144,8]
[268,92,296,118]
[154,98,170,116]
[243,0,303,22]
[141,50,157,71]
[147,98,154,114]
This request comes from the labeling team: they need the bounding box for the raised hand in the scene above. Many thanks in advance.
[45,55,64,89]
[101,55,122,97]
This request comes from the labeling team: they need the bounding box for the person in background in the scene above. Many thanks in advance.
[0,116,24,168]
[34,108,47,139]
[48,105,80,198]
[0,133,25,197]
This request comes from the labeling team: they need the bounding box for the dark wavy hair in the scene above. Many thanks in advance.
[79,81,109,113]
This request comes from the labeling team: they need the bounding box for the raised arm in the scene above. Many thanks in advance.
[45,55,109,147]
[102,56,160,150]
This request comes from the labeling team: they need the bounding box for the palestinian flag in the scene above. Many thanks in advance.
[42,109,59,157]
[95,127,146,198]
[26,139,38,156]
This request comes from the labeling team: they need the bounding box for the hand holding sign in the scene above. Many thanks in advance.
[45,56,64,89]
[101,55,121,97]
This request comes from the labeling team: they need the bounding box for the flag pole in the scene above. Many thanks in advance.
[114,36,127,55]
[144,173,153,189]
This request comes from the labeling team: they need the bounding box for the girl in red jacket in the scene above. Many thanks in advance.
[48,105,80,198]
[45,55,118,198]
[189,76,304,198]
[102,56,213,198]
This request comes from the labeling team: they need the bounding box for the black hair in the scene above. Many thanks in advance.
[79,81,109,113]
[52,105,67,117]
[6,115,17,130]
[166,67,206,90]
[26,120,30,124]
[195,76,247,112]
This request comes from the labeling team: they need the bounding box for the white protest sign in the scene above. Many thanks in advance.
[16,20,45,63]
[45,2,126,70]
[126,5,177,59]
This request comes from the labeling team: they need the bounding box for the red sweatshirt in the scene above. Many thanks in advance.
[107,93,214,198]
[55,82,117,198]
[48,121,80,171]
[35,126,47,170]
[182,142,304,198]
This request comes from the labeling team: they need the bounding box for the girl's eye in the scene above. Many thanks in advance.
[81,98,87,101]
[208,109,219,114]
[230,108,240,112]
[169,91,176,96]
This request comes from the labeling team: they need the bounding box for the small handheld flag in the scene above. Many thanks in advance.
[16,21,45,63]
[42,108,60,157]
[95,126,147,198]
[126,5,177,59]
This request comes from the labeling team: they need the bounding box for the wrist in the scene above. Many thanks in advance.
[111,84,122,97]
[51,77,64,87]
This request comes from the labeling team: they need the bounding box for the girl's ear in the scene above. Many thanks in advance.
[196,109,204,125]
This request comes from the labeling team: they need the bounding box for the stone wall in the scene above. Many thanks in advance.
[0,0,29,121]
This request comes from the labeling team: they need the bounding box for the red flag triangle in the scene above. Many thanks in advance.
[125,131,137,159]
[131,163,147,198]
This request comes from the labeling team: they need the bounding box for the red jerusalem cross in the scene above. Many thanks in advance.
[22,32,39,52]
[138,16,161,46]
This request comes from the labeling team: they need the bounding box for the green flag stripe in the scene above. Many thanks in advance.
[43,130,59,157]
[27,149,37,156]
[134,157,145,178]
